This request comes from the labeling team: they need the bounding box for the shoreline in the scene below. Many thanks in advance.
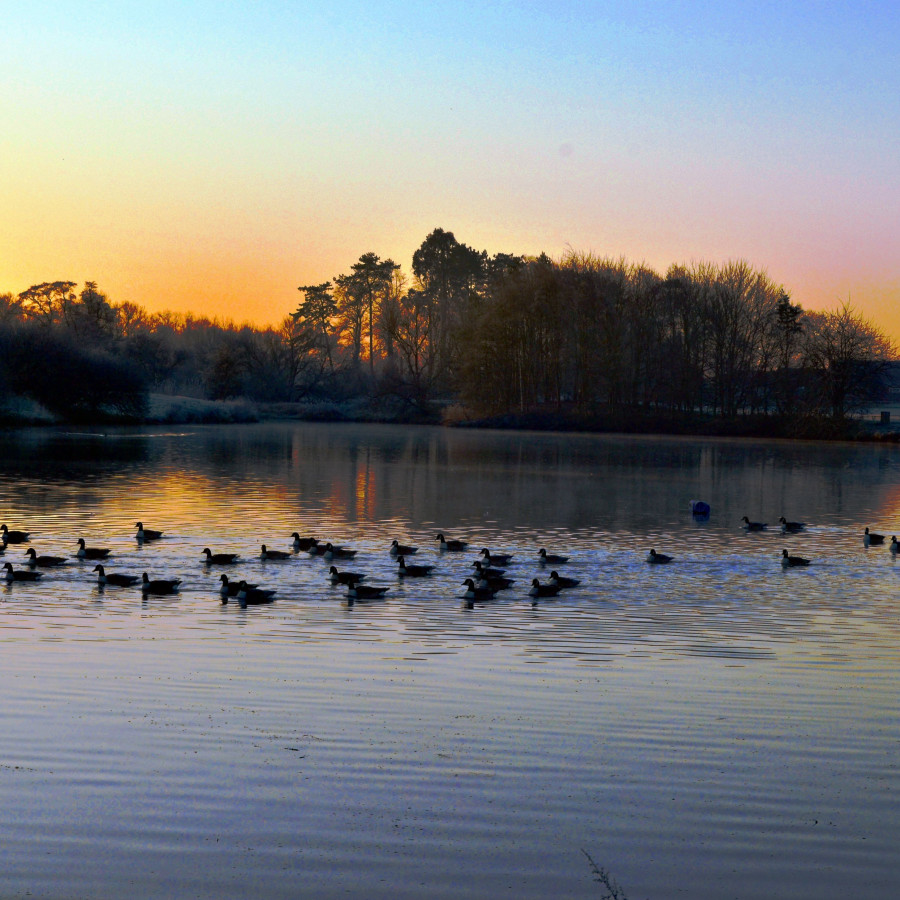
[3,393,900,443]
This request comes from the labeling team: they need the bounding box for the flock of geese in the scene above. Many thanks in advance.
[729,516,899,568]
[0,522,583,607]
[3,514,897,605]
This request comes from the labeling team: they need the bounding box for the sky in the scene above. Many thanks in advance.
[2,1,899,336]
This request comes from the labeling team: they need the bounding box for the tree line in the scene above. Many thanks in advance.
[1,229,895,430]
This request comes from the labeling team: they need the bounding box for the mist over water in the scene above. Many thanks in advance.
[1,423,899,899]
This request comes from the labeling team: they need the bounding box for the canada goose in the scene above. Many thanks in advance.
[347,583,388,599]
[3,562,43,581]
[24,548,67,567]
[328,565,366,585]
[260,544,291,560]
[76,538,110,560]
[476,574,514,591]
[93,564,139,587]
[461,578,495,601]
[323,542,357,560]
[779,516,805,533]
[741,517,767,531]
[291,533,319,552]
[781,549,810,567]
[647,549,673,564]
[471,560,506,579]
[140,572,181,594]
[235,581,276,605]
[135,522,163,541]
[864,527,885,546]
[548,570,580,588]
[891,536,899,554]
[219,574,258,597]
[480,548,513,567]
[390,540,418,556]
[1,524,30,543]
[436,533,468,552]
[397,556,434,577]
[538,548,569,565]
[202,548,239,565]
[529,577,561,597]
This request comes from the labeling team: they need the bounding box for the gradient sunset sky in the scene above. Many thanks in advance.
[3,2,898,335]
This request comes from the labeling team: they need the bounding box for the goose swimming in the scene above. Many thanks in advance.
[741,517,767,531]
[93,564,139,587]
[235,581,276,605]
[548,570,580,588]
[1,524,30,544]
[390,540,418,556]
[864,527,885,546]
[461,578,495,601]
[436,533,468,552]
[3,562,43,581]
[347,583,389,599]
[260,544,291,560]
[781,549,810,567]
[291,534,319,552]
[328,566,366,586]
[24,548,67,567]
[397,556,434,577]
[538,548,569,565]
[529,578,561,597]
[141,572,181,594]
[135,522,163,541]
[779,516,805,533]
[76,538,110,560]
[323,542,357,560]
[219,574,258,597]
[647,549,673,564]
[202,548,239,565]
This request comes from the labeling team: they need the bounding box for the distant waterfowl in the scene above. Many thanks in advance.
[141,572,181,594]
[260,544,291,560]
[781,549,810,567]
[779,516,806,533]
[864,527,885,546]
[480,548,513,566]
[219,573,258,597]
[548,570,580,588]
[347,583,389,599]
[3,562,43,581]
[1,524,30,544]
[235,581,276,605]
[135,522,163,541]
[202,548,239,565]
[437,533,468,552]
[891,536,899,554]
[741,517,767,531]
[529,577,562,598]
[397,556,434,577]
[461,578,495,601]
[647,549,673,564]
[328,565,366,586]
[93,564,139,587]
[390,540,418,556]
[307,541,329,556]
[291,533,319,552]
[538,548,569,565]
[76,538,110,560]
[24,547,67,567]
[323,542,357,560]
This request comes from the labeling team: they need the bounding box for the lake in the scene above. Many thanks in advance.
[1,422,899,899]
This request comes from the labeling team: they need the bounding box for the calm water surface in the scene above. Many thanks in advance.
[1,423,899,899]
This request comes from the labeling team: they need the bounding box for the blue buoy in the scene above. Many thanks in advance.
[690,500,711,517]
